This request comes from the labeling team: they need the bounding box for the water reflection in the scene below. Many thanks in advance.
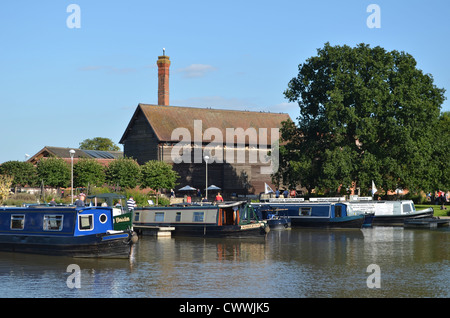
[0,227,448,298]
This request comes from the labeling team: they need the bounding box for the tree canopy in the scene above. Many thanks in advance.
[36,157,71,188]
[0,161,37,187]
[105,157,141,189]
[140,160,179,191]
[73,158,106,188]
[277,43,447,195]
[79,137,120,151]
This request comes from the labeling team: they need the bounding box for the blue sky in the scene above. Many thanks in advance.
[0,0,449,163]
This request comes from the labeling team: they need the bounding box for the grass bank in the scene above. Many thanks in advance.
[415,204,449,217]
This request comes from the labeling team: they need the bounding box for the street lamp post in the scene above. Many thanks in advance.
[204,155,209,201]
[69,149,75,204]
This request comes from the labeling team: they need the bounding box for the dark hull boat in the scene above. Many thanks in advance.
[252,204,291,230]
[291,214,365,228]
[0,231,135,258]
[266,218,291,230]
[252,202,366,229]
[134,201,269,238]
[0,206,137,258]
[404,217,449,229]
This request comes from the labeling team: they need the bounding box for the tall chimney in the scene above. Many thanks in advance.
[157,49,170,106]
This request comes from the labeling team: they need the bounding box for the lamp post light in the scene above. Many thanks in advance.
[204,155,209,201]
[69,149,75,204]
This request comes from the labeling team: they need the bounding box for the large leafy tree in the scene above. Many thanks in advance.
[140,160,179,191]
[105,157,141,189]
[36,157,71,188]
[140,160,179,204]
[280,43,446,194]
[430,111,450,191]
[0,161,37,187]
[73,158,106,188]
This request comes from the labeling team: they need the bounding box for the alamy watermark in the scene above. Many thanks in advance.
[366,264,381,289]
[66,264,81,289]
[65,4,381,30]
[66,4,81,29]
[366,4,381,29]
[170,120,279,175]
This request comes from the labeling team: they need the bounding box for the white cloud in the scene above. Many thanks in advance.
[176,64,217,78]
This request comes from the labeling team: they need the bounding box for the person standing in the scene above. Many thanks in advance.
[215,192,224,202]
[127,196,137,211]
[74,194,86,207]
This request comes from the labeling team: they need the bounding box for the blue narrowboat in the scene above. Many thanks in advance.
[252,202,366,229]
[0,206,137,258]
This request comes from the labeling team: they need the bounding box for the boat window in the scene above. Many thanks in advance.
[299,208,311,216]
[193,212,204,222]
[175,212,181,222]
[99,214,107,224]
[335,206,342,217]
[79,214,93,231]
[43,215,64,231]
[155,212,165,222]
[10,215,25,230]
[134,212,140,222]
[403,203,412,213]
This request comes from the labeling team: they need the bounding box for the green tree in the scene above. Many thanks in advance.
[273,118,320,195]
[105,158,141,189]
[73,158,106,188]
[281,43,446,194]
[36,157,71,188]
[430,111,450,191]
[140,160,179,203]
[79,137,120,151]
[0,161,37,187]
[140,160,179,190]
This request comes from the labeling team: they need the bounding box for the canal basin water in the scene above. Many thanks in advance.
[0,226,448,298]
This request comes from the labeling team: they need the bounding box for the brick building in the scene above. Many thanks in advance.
[119,53,291,196]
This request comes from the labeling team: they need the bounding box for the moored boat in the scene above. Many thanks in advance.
[346,200,434,226]
[133,201,269,237]
[0,206,137,258]
[252,205,291,230]
[252,202,365,229]
[403,217,449,229]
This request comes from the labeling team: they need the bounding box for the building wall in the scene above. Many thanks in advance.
[158,145,274,195]
[122,111,277,195]
[122,110,159,164]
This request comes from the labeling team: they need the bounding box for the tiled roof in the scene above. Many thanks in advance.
[120,104,291,145]
[27,146,123,165]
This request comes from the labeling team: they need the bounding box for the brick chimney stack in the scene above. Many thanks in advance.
[157,49,170,106]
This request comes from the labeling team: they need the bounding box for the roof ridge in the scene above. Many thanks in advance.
[138,103,288,115]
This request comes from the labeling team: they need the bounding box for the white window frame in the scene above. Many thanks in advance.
[78,214,94,231]
[43,215,64,231]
